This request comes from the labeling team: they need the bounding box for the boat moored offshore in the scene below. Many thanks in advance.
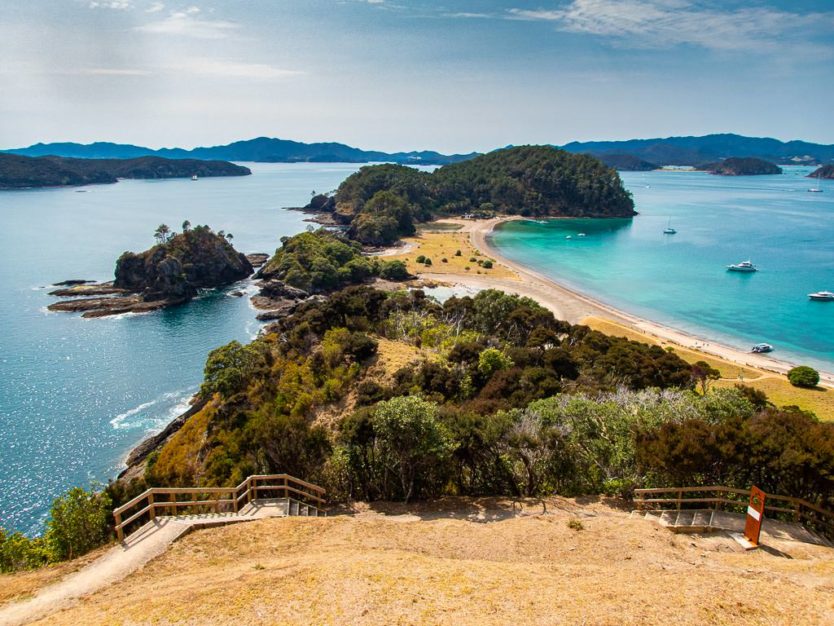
[808,291,834,301]
[751,343,774,353]
[727,260,757,272]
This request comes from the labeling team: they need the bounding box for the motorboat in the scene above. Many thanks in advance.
[751,343,773,353]
[727,260,757,272]
[577,233,586,237]
[192,175,199,181]
[663,218,676,234]
[808,291,834,301]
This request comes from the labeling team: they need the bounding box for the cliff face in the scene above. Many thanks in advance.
[115,228,253,302]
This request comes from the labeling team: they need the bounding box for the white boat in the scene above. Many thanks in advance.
[663,218,676,234]
[809,290,834,301]
[727,260,757,272]
[577,233,586,238]
[808,172,823,192]
[191,175,199,181]
[751,343,773,354]
[565,235,573,240]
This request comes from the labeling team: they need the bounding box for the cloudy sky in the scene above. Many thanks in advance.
[1,0,832,152]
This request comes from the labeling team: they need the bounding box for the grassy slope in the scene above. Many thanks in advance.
[12,499,834,625]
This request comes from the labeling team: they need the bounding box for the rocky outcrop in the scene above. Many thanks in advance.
[701,157,782,176]
[808,164,834,180]
[49,226,254,317]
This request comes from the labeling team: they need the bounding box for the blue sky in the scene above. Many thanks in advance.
[1,0,832,152]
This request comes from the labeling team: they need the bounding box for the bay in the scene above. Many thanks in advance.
[491,166,834,371]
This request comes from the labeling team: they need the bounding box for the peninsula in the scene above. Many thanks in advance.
[808,164,834,179]
[0,154,250,189]
[48,225,253,317]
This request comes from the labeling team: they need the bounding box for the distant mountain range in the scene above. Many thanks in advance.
[4,134,833,170]
[562,133,834,167]
[3,137,476,166]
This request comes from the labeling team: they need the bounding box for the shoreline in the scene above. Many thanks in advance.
[427,216,834,388]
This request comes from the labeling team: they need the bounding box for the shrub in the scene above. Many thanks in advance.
[478,348,514,378]
[380,260,410,281]
[46,487,112,560]
[788,366,820,388]
[482,260,493,269]
[454,250,462,256]
[415,255,426,264]
[469,256,477,262]
[441,258,448,263]
[567,519,584,531]
[424,258,432,266]
[0,530,50,572]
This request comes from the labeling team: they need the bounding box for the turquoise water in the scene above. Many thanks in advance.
[491,166,834,370]
[0,163,366,534]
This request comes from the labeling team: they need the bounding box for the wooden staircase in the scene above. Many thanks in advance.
[631,486,834,548]
[113,474,326,542]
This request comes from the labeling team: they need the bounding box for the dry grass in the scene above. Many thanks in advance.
[22,499,834,625]
[584,317,834,421]
[386,229,516,280]
[0,546,109,607]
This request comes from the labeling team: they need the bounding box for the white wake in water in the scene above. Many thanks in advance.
[109,387,198,432]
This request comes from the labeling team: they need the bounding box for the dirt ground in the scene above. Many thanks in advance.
[8,497,834,625]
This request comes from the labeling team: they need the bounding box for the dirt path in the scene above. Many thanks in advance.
[0,502,291,626]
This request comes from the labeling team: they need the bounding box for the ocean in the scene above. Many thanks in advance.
[0,163,364,534]
[491,166,834,371]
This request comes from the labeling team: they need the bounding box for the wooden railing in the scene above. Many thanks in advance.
[634,486,834,541]
[113,474,326,541]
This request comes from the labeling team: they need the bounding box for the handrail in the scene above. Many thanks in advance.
[113,473,326,541]
[633,485,834,541]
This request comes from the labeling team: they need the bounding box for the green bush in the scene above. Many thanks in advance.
[482,260,493,269]
[424,258,432,266]
[416,255,426,264]
[380,260,410,281]
[788,366,820,388]
[46,487,112,560]
[454,250,462,256]
[0,530,50,572]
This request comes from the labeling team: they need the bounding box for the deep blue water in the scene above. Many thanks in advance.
[491,166,834,370]
[0,163,365,534]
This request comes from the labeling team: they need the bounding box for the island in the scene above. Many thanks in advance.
[48,224,253,317]
[300,145,636,246]
[808,164,834,179]
[699,157,782,176]
[0,154,250,189]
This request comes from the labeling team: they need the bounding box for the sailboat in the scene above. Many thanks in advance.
[663,218,676,234]
[808,172,823,193]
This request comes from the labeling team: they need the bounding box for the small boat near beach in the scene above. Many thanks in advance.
[727,260,757,272]
[191,174,199,181]
[751,343,773,353]
[809,291,834,301]
[663,218,676,235]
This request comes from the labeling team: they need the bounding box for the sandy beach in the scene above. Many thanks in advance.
[407,217,834,390]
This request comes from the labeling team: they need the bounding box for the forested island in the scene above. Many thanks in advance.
[808,164,834,179]
[595,153,658,171]
[48,224,254,317]
[0,154,250,189]
[698,157,782,176]
[304,146,636,245]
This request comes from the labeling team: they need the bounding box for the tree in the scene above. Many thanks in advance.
[691,360,721,394]
[372,396,451,502]
[182,220,191,232]
[380,260,410,281]
[478,347,514,378]
[226,233,234,242]
[788,366,820,388]
[46,487,112,560]
[154,223,171,244]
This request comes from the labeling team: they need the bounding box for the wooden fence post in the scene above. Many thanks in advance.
[115,511,123,542]
[149,492,156,521]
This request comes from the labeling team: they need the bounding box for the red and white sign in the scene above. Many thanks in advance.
[744,486,766,546]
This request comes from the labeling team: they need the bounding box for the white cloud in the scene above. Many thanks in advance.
[507,0,833,52]
[88,1,132,9]
[136,9,239,39]
[145,2,164,13]
[174,59,304,79]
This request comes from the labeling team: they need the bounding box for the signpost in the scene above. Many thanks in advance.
[744,485,767,546]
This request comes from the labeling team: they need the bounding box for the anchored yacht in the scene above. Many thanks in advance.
[808,291,834,301]
[727,260,757,272]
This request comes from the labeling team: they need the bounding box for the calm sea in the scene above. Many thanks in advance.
[0,163,365,534]
[491,166,834,371]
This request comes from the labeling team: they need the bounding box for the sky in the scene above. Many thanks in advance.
[1,0,833,153]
